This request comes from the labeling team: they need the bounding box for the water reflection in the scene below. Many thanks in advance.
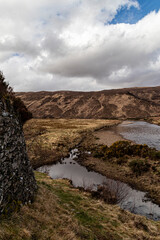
[38,149,160,221]
[115,121,160,150]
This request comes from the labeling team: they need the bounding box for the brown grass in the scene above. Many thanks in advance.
[149,116,160,126]
[0,172,160,240]
[23,118,160,205]
[23,119,120,168]
[1,118,160,239]
[80,154,160,206]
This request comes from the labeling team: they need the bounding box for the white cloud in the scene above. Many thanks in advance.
[109,66,131,81]
[150,55,160,71]
[0,0,160,91]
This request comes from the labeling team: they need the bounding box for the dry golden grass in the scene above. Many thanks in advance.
[149,117,160,126]
[1,117,160,239]
[0,172,160,240]
[23,119,120,168]
[23,118,160,205]
[0,119,160,240]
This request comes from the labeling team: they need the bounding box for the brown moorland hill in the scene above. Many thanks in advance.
[16,86,160,119]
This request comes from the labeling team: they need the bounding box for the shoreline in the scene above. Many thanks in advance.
[93,122,135,146]
[94,129,124,146]
[30,119,160,206]
[76,125,160,206]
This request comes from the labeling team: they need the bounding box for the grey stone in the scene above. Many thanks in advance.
[0,98,37,215]
[2,111,9,117]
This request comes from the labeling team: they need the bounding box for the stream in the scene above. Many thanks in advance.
[37,121,160,221]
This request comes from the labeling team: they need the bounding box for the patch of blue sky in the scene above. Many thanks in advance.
[109,0,160,25]
[12,53,20,57]
[11,53,24,58]
[56,12,61,17]
[40,19,48,25]
[56,12,65,19]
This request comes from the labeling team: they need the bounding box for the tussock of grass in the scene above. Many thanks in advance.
[0,172,160,240]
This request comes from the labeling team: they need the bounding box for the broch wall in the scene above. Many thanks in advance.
[0,97,37,215]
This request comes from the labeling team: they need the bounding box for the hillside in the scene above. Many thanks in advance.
[16,86,160,119]
[1,172,160,240]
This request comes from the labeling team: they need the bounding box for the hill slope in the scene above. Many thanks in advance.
[1,172,160,240]
[16,86,160,119]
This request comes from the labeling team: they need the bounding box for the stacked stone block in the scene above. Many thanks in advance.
[0,98,37,215]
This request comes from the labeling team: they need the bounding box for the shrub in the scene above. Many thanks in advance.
[0,71,32,124]
[106,141,131,158]
[150,151,160,160]
[0,71,13,97]
[12,97,32,124]
[93,141,160,162]
[91,185,118,204]
[129,159,151,176]
[93,145,108,158]
[91,181,129,204]
[152,165,157,172]
[116,156,128,165]
[131,144,156,159]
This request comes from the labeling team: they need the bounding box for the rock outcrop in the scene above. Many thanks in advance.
[0,97,37,215]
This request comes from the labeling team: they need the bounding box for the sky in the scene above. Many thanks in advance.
[0,0,160,92]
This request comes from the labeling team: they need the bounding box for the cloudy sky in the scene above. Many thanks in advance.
[0,0,160,92]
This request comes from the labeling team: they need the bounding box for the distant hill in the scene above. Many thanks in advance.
[16,86,160,119]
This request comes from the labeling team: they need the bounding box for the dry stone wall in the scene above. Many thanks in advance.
[0,98,37,215]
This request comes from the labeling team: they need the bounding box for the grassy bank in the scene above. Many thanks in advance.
[24,118,160,205]
[1,118,160,239]
[23,118,120,168]
[0,172,160,240]
[79,142,160,206]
